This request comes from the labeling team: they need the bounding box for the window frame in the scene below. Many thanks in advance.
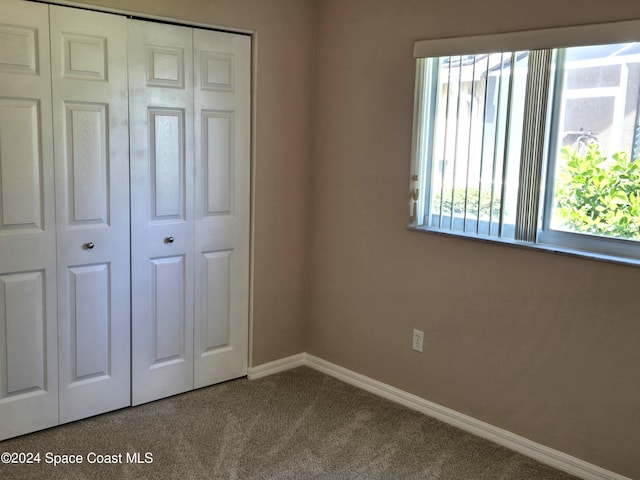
[410,20,640,265]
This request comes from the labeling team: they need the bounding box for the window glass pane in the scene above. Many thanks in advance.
[427,52,528,239]
[550,42,640,241]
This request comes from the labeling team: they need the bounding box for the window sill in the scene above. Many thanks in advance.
[407,225,640,269]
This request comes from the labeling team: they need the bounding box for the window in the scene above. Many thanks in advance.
[410,21,640,262]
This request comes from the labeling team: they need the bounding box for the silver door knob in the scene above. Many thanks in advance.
[84,242,95,250]
[165,237,174,244]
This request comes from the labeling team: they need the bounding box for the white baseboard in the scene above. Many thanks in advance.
[249,352,631,480]
[247,353,306,380]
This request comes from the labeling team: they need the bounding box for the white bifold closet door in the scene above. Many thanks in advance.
[192,29,250,389]
[49,6,131,423]
[0,0,250,437]
[129,20,196,404]
[129,20,250,405]
[0,0,58,439]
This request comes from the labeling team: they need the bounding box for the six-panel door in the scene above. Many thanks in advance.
[0,1,58,441]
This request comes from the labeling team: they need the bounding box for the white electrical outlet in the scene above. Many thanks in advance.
[412,329,424,352]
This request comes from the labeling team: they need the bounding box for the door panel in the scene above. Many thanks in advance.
[1,272,46,394]
[0,99,43,229]
[193,29,250,388]
[201,250,232,351]
[65,103,109,224]
[61,33,107,81]
[151,256,187,363]
[50,6,131,424]
[150,109,186,219]
[0,0,58,441]
[129,20,195,405]
[202,111,233,215]
[68,264,110,381]
[0,23,38,76]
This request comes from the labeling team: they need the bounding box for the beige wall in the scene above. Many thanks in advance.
[48,0,640,476]
[72,0,316,365]
[309,1,640,478]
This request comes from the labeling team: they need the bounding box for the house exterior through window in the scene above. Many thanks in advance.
[410,22,640,262]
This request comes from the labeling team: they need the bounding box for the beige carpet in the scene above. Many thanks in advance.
[0,367,578,479]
